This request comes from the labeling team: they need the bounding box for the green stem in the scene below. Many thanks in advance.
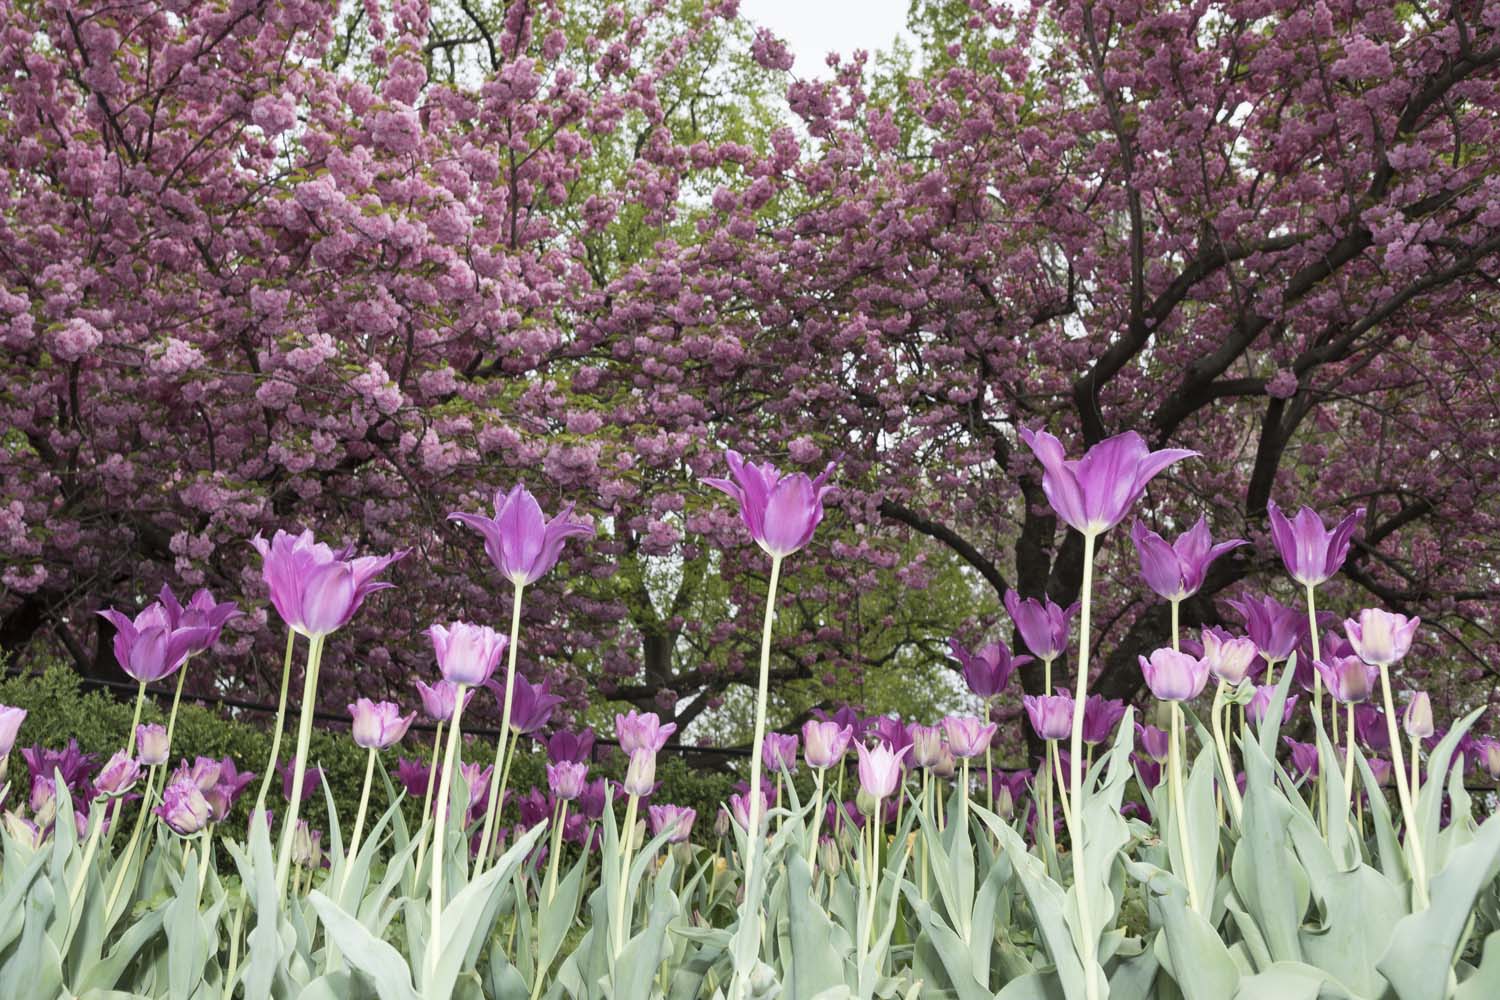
[1211,680,1243,823]
[104,763,160,918]
[477,581,526,872]
[1170,702,1202,913]
[124,680,147,755]
[742,556,783,907]
[612,792,640,957]
[412,721,444,880]
[67,799,105,911]
[1305,583,1328,835]
[1170,599,1180,652]
[163,658,191,755]
[543,800,569,905]
[274,633,325,898]
[342,747,377,892]
[428,685,469,982]
[1409,735,1421,805]
[806,768,826,870]
[1067,531,1099,1000]
[254,629,298,813]
[1380,664,1428,907]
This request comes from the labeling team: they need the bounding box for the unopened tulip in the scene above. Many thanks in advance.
[136,724,168,766]
[1403,692,1434,739]
[908,724,944,768]
[428,622,508,686]
[1139,648,1210,702]
[1246,685,1298,726]
[761,732,800,774]
[349,699,416,749]
[157,776,211,835]
[414,678,473,722]
[801,719,853,769]
[0,706,26,758]
[942,715,997,759]
[1201,628,1259,685]
[856,741,908,799]
[1022,693,1074,741]
[1344,608,1420,667]
[623,748,657,797]
[547,761,588,801]
[1314,656,1378,704]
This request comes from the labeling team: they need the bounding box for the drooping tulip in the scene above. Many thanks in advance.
[349,699,417,750]
[1140,648,1211,702]
[1003,590,1077,662]
[942,715,997,759]
[427,622,508,686]
[801,719,853,769]
[250,528,405,638]
[948,638,1030,700]
[702,449,837,559]
[1022,694,1074,741]
[96,601,215,684]
[1344,609,1420,667]
[447,484,595,586]
[1130,517,1245,601]
[1018,428,1197,537]
[1266,502,1365,587]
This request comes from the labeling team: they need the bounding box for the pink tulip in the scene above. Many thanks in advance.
[1266,501,1365,587]
[648,804,696,843]
[1403,692,1434,739]
[349,698,416,749]
[1023,693,1074,741]
[1201,627,1259,685]
[136,723,168,766]
[1314,656,1378,704]
[1344,608,1420,667]
[250,529,405,638]
[448,484,595,586]
[801,719,853,769]
[615,710,676,753]
[703,449,836,559]
[0,705,25,757]
[427,621,508,686]
[547,761,588,801]
[414,679,474,722]
[942,715,997,759]
[1018,428,1196,536]
[855,741,908,799]
[1139,648,1210,702]
[157,776,211,835]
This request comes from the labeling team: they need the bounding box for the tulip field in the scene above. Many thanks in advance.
[1,436,1498,1000]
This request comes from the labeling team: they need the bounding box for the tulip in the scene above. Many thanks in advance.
[942,715,996,759]
[135,724,169,766]
[948,638,1030,700]
[810,705,868,740]
[428,622,508,687]
[1135,723,1171,763]
[93,751,142,799]
[448,484,595,587]
[907,725,944,769]
[931,746,957,779]
[1245,685,1299,726]
[1081,694,1128,744]
[547,729,596,765]
[761,732,799,775]
[502,676,563,735]
[855,741,907,801]
[615,710,677,754]
[801,720,853,769]
[1314,656,1378,705]
[1283,738,1320,780]
[157,776,211,836]
[703,449,836,561]
[291,819,323,868]
[414,679,473,722]
[251,529,405,639]
[1022,694,1074,741]
[394,758,435,799]
[158,584,240,647]
[1130,517,1245,603]
[1226,594,1305,665]
[0,705,26,758]
[1354,705,1391,751]
[869,716,913,756]
[619,748,656,798]
[1404,692,1434,740]
[1201,628,1259,685]
[97,602,214,685]
[349,699,416,750]
[1003,590,1077,666]
[1019,428,1198,538]
[1344,609,1420,667]
[1141,648,1209,702]
[177,756,223,792]
[1267,502,1365,588]
[206,760,255,823]
[1480,739,1500,781]
[547,761,588,801]
[3,813,41,849]
[729,789,771,832]
[1367,758,1394,787]
[648,804,696,844]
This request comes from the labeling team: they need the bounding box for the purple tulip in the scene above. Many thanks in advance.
[0,706,25,757]
[279,761,323,802]
[729,788,772,831]
[1018,427,1197,536]
[394,758,434,798]
[1354,705,1390,750]
[1226,593,1306,662]
[29,775,57,826]
[94,751,142,799]
[206,758,255,823]
[948,638,1030,700]
[500,676,563,735]
[158,584,240,650]
[801,719,853,769]
[869,716,914,756]
[615,710,676,753]
[1130,517,1245,602]
[1478,739,1500,781]
[1023,693,1075,741]
[1201,627,1259,685]
[931,745,957,779]
[942,715,997,759]
[1140,648,1210,702]
[1314,655,1378,704]
[459,762,493,815]
[349,698,416,749]
[1135,723,1171,763]
[135,724,168,766]
[648,804,696,843]
[1246,685,1298,726]
[547,729,596,765]
[157,776,212,835]
[1344,608,1420,667]
[251,528,405,638]
[1266,501,1366,588]
[623,748,658,797]
[176,756,223,793]
[762,732,800,774]
[21,741,95,794]
[1366,757,1394,786]
[1082,694,1128,744]
[1404,692,1434,739]
[547,761,588,801]
[810,705,870,740]
[427,621,508,686]
[1283,738,1320,780]
[908,724,944,768]
[855,741,908,799]
[414,679,474,722]
[703,449,837,560]
[1003,590,1077,662]
[448,484,595,587]
[96,601,215,684]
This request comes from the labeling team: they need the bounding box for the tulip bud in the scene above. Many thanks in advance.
[761,732,799,775]
[909,724,944,768]
[817,836,841,876]
[1402,692,1434,740]
[623,748,657,797]
[30,776,57,829]
[3,810,41,848]
[994,782,1015,820]
[136,724,169,766]
[1201,628,1259,685]
[291,819,322,868]
[855,787,879,817]
[547,761,588,801]
[931,746,956,779]
[1139,648,1210,702]
[801,720,853,769]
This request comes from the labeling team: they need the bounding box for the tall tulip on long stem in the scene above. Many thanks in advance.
[1020,427,1195,1000]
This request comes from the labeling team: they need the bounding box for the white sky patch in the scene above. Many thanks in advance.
[738,0,913,78]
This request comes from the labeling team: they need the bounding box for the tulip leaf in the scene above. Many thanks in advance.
[308,891,420,1000]
[786,852,848,996]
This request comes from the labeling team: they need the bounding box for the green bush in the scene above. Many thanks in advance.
[0,664,738,839]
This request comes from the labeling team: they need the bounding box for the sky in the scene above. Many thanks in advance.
[736,0,913,77]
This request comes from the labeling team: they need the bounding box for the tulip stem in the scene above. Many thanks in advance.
[1067,531,1098,1000]
[412,721,443,880]
[1049,742,1074,832]
[1211,681,1243,824]
[254,629,298,813]
[741,557,783,918]
[1304,583,1328,835]
[342,746,377,894]
[67,799,106,913]
[613,792,640,957]
[104,764,159,918]
[1169,702,1202,913]
[164,658,191,755]
[275,633,325,898]
[806,767,826,870]
[477,581,525,873]
[1343,704,1358,816]
[543,799,569,905]
[1170,599,1180,652]
[1380,664,1428,907]
[124,680,147,756]
[1410,736,1421,804]
[428,685,469,983]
